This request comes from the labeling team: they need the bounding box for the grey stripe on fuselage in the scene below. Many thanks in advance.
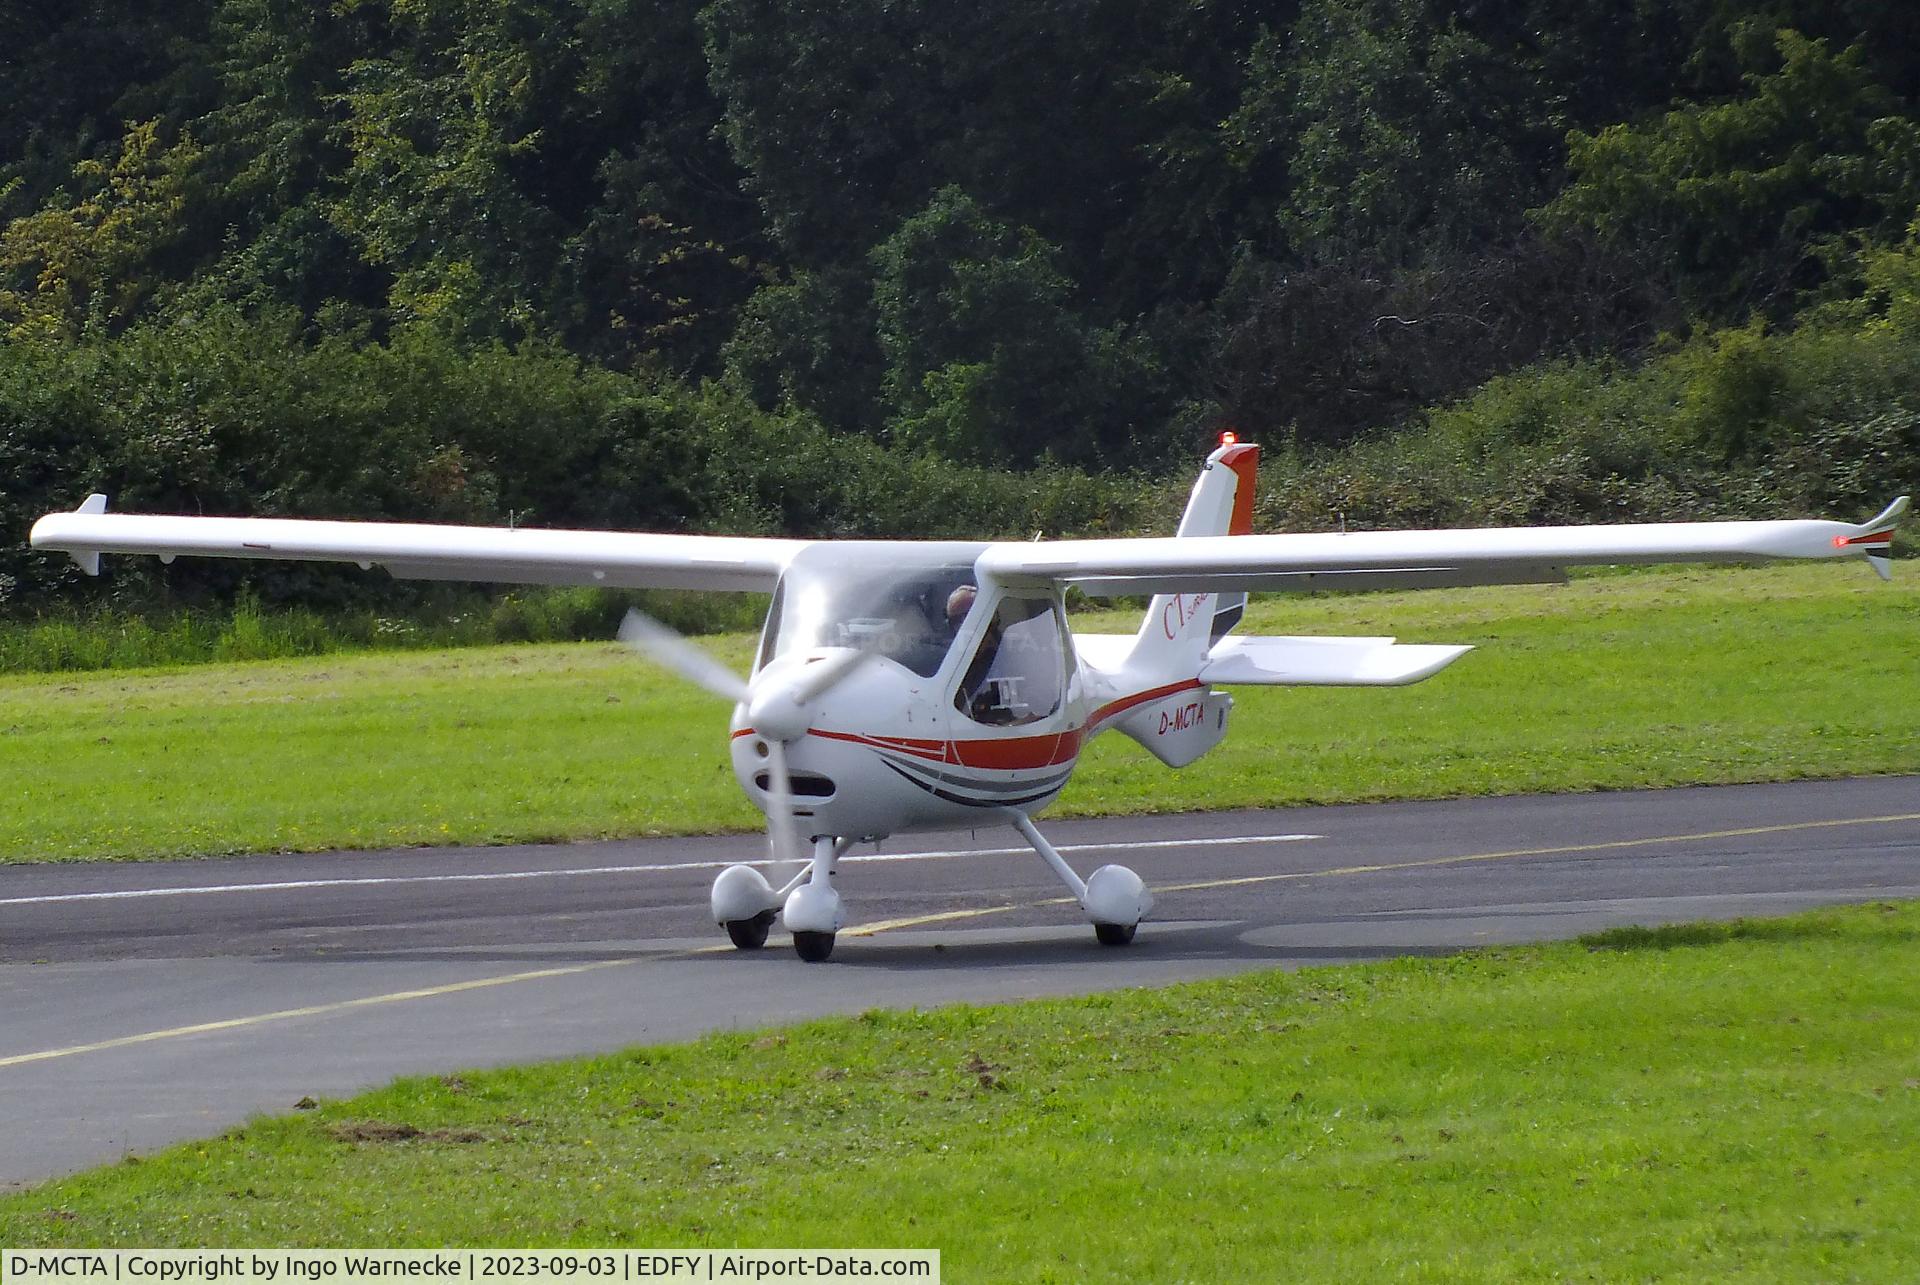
[878,758,1071,809]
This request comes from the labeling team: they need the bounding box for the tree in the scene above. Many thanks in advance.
[553,0,772,373]
[1205,234,1677,445]
[0,120,204,340]
[1233,0,1542,269]
[323,0,579,340]
[1539,30,1920,317]
[872,188,1160,464]
[721,268,889,433]
[703,0,1272,315]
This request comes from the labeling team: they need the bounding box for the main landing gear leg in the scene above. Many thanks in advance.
[1012,815,1153,947]
[782,835,848,962]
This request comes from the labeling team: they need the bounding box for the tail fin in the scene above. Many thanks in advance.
[1125,439,1260,678]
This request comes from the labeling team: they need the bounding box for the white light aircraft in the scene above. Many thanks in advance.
[31,439,1908,960]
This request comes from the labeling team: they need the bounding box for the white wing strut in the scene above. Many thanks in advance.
[980,497,1910,594]
[30,501,805,592]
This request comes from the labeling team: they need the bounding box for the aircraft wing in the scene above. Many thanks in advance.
[980,497,1910,595]
[29,499,805,592]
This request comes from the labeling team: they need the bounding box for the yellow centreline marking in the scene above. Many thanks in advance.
[7,810,1917,1067]
[0,952,715,1070]
[1155,810,1920,895]
[846,810,1920,936]
[845,900,1075,937]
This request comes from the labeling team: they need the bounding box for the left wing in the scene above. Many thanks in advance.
[981,497,1909,594]
[29,499,805,592]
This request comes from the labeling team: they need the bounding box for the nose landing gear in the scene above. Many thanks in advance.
[781,835,847,961]
[711,835,850,961]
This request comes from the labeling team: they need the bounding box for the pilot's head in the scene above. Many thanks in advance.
[944,584,977,628]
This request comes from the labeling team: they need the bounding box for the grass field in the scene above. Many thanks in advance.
[2,562,1916,863]
[2,899,1915,1279]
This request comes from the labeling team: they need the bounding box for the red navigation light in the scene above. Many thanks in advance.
[1220,430,1238,446]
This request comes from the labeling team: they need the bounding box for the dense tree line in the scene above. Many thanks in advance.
[2,0,1917,613]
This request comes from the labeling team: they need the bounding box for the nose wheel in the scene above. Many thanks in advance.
[780,835,847,961]
[792,930,836,962]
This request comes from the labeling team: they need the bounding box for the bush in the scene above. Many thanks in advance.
[1253,309,1920,543]
[2,306,1158,626]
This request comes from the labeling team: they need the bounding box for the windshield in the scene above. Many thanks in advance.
[758,544,987,679]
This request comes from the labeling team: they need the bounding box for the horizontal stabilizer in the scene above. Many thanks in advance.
[1200,634,1472,687]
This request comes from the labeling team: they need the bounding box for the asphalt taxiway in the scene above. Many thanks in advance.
[2,775,1916,1189]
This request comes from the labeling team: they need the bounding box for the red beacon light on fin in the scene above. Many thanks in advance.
[1220,430,1238,447]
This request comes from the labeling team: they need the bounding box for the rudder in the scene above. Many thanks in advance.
[1126,438,1260,678]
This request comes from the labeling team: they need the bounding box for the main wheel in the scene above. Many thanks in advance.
[725,909,777,950]
[793,929,836,962]
[1094,921,1137,947]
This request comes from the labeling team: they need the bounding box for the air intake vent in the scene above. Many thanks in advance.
[754,771,836,798]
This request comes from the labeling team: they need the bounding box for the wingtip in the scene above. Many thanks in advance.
[30,493,109,573]
[1864,495,1905,581]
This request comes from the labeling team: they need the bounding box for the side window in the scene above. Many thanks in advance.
[955,595,1066,726]
[755,580,785,673]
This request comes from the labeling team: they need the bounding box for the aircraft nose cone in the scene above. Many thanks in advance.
[745,681,811,741]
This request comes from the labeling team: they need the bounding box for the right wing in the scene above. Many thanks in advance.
[29,500,806,592]
[982,497,1910,594]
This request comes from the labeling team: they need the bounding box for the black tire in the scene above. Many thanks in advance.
[1094,921,1137,947]
[793,930,836,962]
[725,910,777,950]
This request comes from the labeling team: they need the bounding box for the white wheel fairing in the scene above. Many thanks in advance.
[710,864,781,925]
[782,880,845,935]
[1083,864,1153,928]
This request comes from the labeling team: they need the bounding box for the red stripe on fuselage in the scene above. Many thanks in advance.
[1086,679,1206,733]
[735,678,1208,776]
[951,732,1077,770]
[941,679,1207,770]
[808,729,952,763]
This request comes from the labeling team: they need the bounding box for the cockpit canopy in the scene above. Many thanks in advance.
[758,544,1072,725]
[758,543,989,679]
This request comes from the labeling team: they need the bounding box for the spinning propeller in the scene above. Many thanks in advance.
[615,609,872,866]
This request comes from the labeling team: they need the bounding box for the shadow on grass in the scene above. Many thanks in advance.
[1580,902,1917,952]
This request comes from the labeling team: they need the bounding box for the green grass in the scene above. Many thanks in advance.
[0,588,768,673]
[2,561,1915,862]
[4,899,1916,1279]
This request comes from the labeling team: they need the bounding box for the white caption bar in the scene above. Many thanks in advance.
[1,1250,938,1285]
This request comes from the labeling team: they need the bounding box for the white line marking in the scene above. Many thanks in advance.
[0,833,1321,907]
